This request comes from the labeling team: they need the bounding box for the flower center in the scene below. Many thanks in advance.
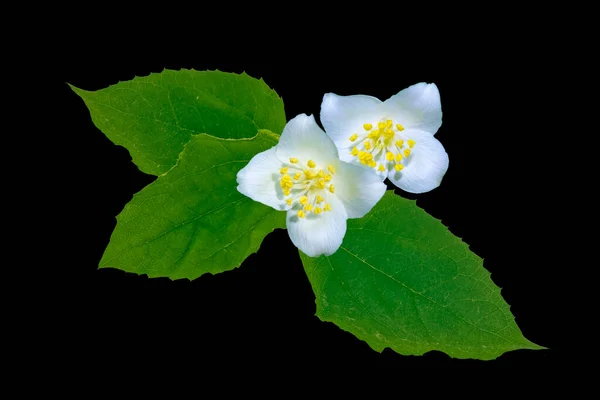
[348,119,416,173]
[279,157,336,219]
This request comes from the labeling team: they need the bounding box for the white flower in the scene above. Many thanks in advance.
[236,114,386,257]
[320,82,449,194]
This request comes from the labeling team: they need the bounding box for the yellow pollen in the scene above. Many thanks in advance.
[317,169,325,178]
[316,195,324,204]
[324,174,332,182]
[280,167,288,174]
[289,157,298,164]
[395,153,403,162]
[283,190,290,196]
[304,204,313,211]
[407,139,416,148]
[363,123,373,130]
[351,147,358,156]
[368,130,380,140]
[297,210,306,218]
[395,164,404,171]
[349,133,358,142]
[386,151,395,161]
[323,203,332,212]
[386,119,393,127]
[384,128,394,138]
[280,174,293,190]
[316,179,326,189]
[378,121,386,129]
[396,140,404,147]
[307,160,316,168]
[328,165,335,174]
[369,160,377,168]
[396,123,404,131]
[378,164,386,172]
[285,198,293,206]
[304,170,315,179]
[293,172,302,180]
[299,196,308,205]
[404,149,411,157]
[364,141,372,150]
[314,207,322,214]
[329,184,335,193]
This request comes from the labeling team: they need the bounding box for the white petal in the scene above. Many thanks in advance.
[320,93,382,149]
[286,196,347,257]
[276,114,338,166]
[335,161,387,219]
[236,147,290,211]
[383,83,442,135]
[388,129,449,194]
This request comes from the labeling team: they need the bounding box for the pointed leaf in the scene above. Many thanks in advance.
[299,191,543,360]
[100,130,285,280]
[70,69,286,176]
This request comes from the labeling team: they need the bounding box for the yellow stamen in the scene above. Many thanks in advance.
[299,196,308,205]
[386,151,395,161]
[304,204,313,211]
[395,139,404,147]
[324,174,332,182]
[386,119,393,127]
[369,160,377,168]
[283,189,291,196]
[304,170,315,179]
[289,157,298,164]
[378,164,386,172]
[363,123,373,131]
[327,165,335,174]
[378,121,386,129]
[407,139,416,148]
[329,184,335,193]
[349,133,358,142]
[396,123,405,131]
[285,198,293,206]
[395,164,404,171]
[404,149,411,157]
[316,179,326,189]
[297,210,305,218]
[316,195,324,204]
[280,167,288,174]
[351,147,359,156]
[368,130,380,140]
[293,172,302,180]
[384,128,394,139]
[364,141,372,150]
[314,207,322,214]
[323,203,332,212]
[395,153,403,162]
[307,160,316,168]
[317,169,325,178]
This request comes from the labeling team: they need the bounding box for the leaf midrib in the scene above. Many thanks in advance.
[337,245,517,346]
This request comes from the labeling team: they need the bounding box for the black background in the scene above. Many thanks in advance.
[52,35,573,370]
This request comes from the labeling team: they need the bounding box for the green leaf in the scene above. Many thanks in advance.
[70,69,286,176]
[299,191,543,360]
[99,130,286,280]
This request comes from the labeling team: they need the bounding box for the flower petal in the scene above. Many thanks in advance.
[276,114,338,167]
[388,129,449,194]
[335,161,387,218]
[320,93,382,150]
[236,147,290,211]
[383,83,442,135]
[286,196,347,257]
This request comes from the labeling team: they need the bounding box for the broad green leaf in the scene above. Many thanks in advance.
[300,191,543,360]
[100,130,286,280]
[70,69,286,176]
